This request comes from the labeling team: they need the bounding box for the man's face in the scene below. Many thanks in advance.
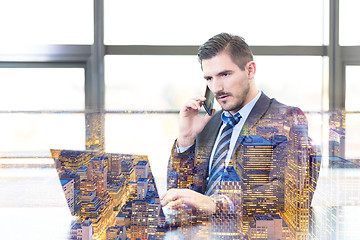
[202,51,254,115]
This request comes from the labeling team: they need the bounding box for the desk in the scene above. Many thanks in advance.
[2,158,360,239]
[0,158,74,240]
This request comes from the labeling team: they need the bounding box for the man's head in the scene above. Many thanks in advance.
[198,33,253,70]
[198,33,258,115]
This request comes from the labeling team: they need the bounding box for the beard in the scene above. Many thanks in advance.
[216,82,250,113]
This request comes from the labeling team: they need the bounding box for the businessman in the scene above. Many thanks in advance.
[161,33,313,232]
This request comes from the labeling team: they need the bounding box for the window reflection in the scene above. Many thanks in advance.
[0,0,93,44]
[0,68,84,111]
[105,0,324,45]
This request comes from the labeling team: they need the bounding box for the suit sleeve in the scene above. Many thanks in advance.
[167,140,196,190]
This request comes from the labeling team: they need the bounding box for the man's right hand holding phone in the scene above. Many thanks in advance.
[177,96,214,148]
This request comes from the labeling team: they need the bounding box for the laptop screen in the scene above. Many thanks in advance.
[51,149,167,239]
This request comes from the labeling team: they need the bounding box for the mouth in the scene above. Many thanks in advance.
[216,93,230,102]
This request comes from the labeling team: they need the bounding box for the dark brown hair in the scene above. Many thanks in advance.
[198,33,253,70]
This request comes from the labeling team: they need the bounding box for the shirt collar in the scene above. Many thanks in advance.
[222,91,262,124]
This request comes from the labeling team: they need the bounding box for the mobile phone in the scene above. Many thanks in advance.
[202,86,214,116]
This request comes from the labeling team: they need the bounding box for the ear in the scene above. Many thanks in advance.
[246,61,256,80]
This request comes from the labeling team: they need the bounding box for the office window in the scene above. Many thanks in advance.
[0,68,85,152]
[346,114,360,160]
[0,0,93,45]
[105,114,177,182]
[105,0,324,45]
[306,113,324,147]
[340,0,360,46]
[105,55,204,111]
[2,1,359,239]
[0,114,85,152]
[0,68,84,111]
[345,66,360,111]
[105,55,326,186]
[105,56,324,112]
[254,56,324,112]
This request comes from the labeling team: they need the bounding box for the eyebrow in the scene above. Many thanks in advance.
[217,70,233,76]
[204,70,233,79]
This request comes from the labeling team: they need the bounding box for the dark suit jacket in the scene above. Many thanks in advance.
[168,92,314,220]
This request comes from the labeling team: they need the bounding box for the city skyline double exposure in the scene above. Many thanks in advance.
[51,149,166,240]
[0,109,346,240]
[168,123,318,238]
[166,109,360,239]
[49,113,360,240]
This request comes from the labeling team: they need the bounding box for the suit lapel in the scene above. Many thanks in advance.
[241,92,272,135]
[195,111,222,189]
[234,93,272,151]
[196,111,222,164]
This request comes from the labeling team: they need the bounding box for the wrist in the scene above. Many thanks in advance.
[177,136,195,148]
[210,195,228,213]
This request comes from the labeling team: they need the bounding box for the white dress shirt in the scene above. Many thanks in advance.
[175,91,262,213]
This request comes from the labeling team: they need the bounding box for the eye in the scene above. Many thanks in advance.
[205,77,212,81]
[222,72,230,77]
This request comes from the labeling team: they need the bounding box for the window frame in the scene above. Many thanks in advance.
[0,0,358,155]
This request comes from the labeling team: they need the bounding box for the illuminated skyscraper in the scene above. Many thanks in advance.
[70,217,93,240]
[106,225,127,240]
[52,149,101,170]
[108,154,134,185]
[248,214,290,240]
[283,124,310,239]
[329,113,345,159]
[77,165,88,181]
[168,147,196,189]
[80,157,113,237]
[236,135,279,232]
[137,178,148,200]
[131,200,149,240]
[121,159,135,182]
[86,113,104,151]
[135,160,149,182]
[61,178,75,215]
[80,189,104,233]
[60,169,81,189]
[87,157,108,197]
[146,192,162,237]
[210,166,243,239]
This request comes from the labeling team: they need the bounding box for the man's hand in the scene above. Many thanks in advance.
[160,189,216,215]
[177,96,214,147]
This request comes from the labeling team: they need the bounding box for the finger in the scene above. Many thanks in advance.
[160,192,172,206]
[160,192,166,200]
[190,98,205,108]
[160,189,172,202]
[176,196,193,207]
[192,96,206,102]
[203,109,215,121]
[189,102,201,111]
[160,189,180,206]
[168,198,185,210]
[185,97,206,110]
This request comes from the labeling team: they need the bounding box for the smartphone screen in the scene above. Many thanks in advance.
[202,86,214,116]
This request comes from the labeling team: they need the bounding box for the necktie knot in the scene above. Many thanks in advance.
[222,112,242,128]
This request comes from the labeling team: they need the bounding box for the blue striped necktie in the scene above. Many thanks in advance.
[205,112,242,196]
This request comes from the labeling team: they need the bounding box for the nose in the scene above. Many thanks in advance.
[209,77,223,95]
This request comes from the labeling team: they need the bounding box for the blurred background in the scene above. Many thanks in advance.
[1,0,360,239]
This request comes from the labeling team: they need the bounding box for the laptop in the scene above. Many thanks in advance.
[50,149,207,239]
